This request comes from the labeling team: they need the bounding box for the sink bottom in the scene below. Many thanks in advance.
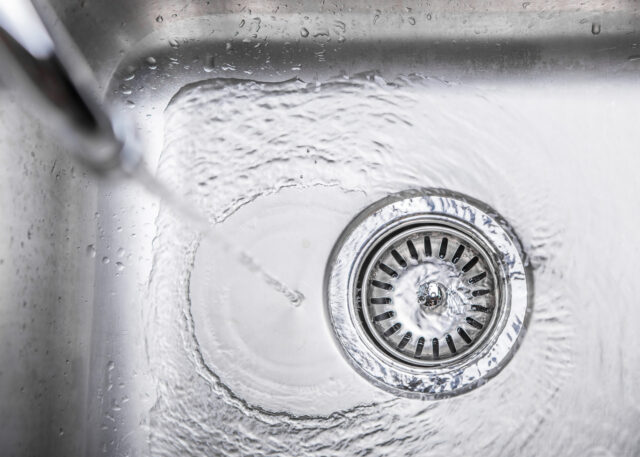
[134,74,640,455]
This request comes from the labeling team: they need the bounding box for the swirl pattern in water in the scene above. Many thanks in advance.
[145,73,639,456]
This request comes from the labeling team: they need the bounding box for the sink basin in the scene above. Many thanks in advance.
[2,1,640,456]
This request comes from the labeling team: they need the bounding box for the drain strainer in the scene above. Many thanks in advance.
[325,190,531,398]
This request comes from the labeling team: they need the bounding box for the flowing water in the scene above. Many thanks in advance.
[143,73,640,456]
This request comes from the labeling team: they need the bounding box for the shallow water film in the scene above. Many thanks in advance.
[145,74,640,456]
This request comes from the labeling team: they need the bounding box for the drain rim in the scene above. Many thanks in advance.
[325,189,531,399]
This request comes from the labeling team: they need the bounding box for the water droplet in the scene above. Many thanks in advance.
[119,84,132,95]
[155,15,163,23]
[592,23,601,35]
[300,27,309,37]
[126,100,136,109]
[628,55,640,61]
[203,55,215,72]
[117,248,125,257]
[102,256,110,265]
[427,13,432,20]
[145,56,157,69]
[373,10,381,24]
[408,17,416,25]
[169,38,180,49]
[86,244,96,258]
[522,2,530,8]
[122,66,136,81]
[116,262,125,271]
[58,428,64,436]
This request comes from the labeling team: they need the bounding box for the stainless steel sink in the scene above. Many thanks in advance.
[2,1,640,456]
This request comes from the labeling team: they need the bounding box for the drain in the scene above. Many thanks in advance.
[326,190,531,398]
[361,225,499,366]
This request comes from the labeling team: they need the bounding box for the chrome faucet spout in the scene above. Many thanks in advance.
[0,1,141,175]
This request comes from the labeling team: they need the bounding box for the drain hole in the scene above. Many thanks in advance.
[472,289,491,297]
[457,327,472,344]
[398,332,412,349]
[374,311,395,321]
[452,244,465,264]
[424,236,432,257]
[391,249,408,268]
[471,304,490,313]
[462,256,478,272]
[468,272,487,284]
[371,280,393,291]
[383,323,402,337]
[407,240,419,261]
[438,237,448,259]
[466,317,484,329]
[445,334,457,354]
[378,262,398,278]
[415,337,425,357]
